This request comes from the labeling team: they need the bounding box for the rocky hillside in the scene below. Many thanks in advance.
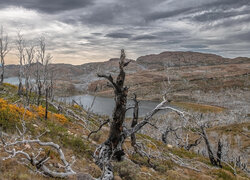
[136,51,250,69]
[4,51,250,99]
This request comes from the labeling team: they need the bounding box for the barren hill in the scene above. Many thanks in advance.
[4,51,250,100]
[136,51,250,69]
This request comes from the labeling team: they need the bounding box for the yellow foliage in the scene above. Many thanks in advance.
[0,98,68,125]
[31,105,51,118]
[31,105,68,124]
[0,98,34,120]
[73,104,81,109]
[53,113,68,124]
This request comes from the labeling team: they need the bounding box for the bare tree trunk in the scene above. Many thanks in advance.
[45,87,48,120]
[131,94,139,149]
[0,26,9,85]
[217,139,223,168]
[95,49,131,179]
[0,65,4,84]
[36,37,52,106]
[49,70,54,101]
[16,31,25,95]
[37,81,42,106]
[103,49,128,158]
[200,125,218,166]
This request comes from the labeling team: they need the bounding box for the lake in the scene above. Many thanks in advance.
[56,94,164,117]
[5,77,167,117]
[4,77,35,85]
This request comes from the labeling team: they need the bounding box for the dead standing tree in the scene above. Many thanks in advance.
[35,37,52,119]
[130,93,139,151]
[94,50,186,179]
[16,31,25,95]
[0,26,10,84]
[95,49,130,179]
[23,45,36,105]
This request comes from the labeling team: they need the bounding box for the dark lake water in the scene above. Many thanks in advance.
[56,94,163,117]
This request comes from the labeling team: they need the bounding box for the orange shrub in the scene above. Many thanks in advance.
[31,105,51,119]
[31,104,68,124]
[53,113,68,124]
[0,98,34,121]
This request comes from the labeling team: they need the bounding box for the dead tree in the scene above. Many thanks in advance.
[185,136,202,151]
[36,37,51,106]
[16,31,25,95]
[23,45,35,105]
[162,126,180,144]
[130,93,139,151]
[217,139,223,168]
[94,50,188,180]
[45,87,49,119]
[44,55,52,120]
[95,49,129,179]
[35,37,52,120]
[0,122,76,178]
[0,26,10,84]
[48,68,55,101]
[199,123,219,167]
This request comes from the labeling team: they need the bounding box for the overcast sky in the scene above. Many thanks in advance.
[1,0,250,65]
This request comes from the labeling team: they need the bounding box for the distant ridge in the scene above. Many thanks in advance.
[5,51,250,82]
[136,51,250,69]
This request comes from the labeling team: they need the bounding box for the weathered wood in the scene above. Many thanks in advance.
[200,125,218,166]
[131,94,139,149]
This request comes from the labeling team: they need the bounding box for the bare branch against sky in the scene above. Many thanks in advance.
[0,0,249,64]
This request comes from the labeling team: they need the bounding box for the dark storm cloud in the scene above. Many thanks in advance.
[0,0,93,13]
[105,32,132,39]
[132,35,157,41]
[91,33,102,36]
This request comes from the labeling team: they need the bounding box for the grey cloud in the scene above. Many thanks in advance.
[0,0,93,13]
[146,7,193,21]
[181,45,208,49]
[105,32,132,39]
[202,0,249,10]
[229,31,250,42]
[147,0,249,22]
[83,4,124,25]
[132,35,157,41]
[91,33,102,36]
[193,10,250,22]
